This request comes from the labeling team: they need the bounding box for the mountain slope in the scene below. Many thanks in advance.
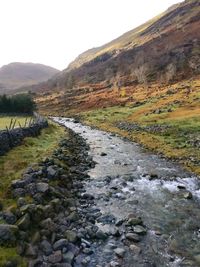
[62,0,199,84]
[0,62,60,93]
[35,0,200,115]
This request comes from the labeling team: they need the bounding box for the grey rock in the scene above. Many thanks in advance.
[65,230,78,243]
[36,182,49,193]
[67,211,79,222]
[40,239,52,256]
[25,244,38,258]
[115,219,124,226]
[133,225,147,235]
[40,218,56,231]
[47,166,57,178]
[63,251,75,264]
[109,261,120,267]
[114,248,126,258]
[129,244,141,255]
[183,191,193,199]
[82,248,93,255]
[3,212,17,224]
[20,204,36,214]
[17,197,26,207]
[96,230,108,240]
[11,179,26,189]
[127,215,142,226]
[13,188,26,197]
[26,183,37,196]
[48,250,62,263]
[81,256,91,265]
[53,239,68,250]
[125,232,140,242]
[0,224,18,244]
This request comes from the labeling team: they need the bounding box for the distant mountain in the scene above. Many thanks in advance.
[0,62,60,93]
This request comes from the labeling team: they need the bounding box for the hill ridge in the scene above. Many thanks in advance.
[0,62,60,93]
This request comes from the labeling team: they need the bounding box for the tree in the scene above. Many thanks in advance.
[0,93,36,114]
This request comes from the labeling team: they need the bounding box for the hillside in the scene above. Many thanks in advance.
[0,62,60,93]
[35,0,199,114]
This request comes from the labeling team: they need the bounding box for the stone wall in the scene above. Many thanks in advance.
[0,120,48,156]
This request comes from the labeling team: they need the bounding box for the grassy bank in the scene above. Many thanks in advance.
[80,82,200,175]
[0,121,66,265]
[0,122,65,204]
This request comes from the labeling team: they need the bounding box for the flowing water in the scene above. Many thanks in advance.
[54,117,200,267]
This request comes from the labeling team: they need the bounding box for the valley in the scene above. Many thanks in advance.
[0,0,200,266]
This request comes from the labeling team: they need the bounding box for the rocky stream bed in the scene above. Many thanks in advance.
[0,118,200,267]
[53,118,200,267]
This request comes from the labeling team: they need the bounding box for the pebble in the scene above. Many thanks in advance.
[129,244,141,255]
[114,248,126,258]
[125,232,140,242]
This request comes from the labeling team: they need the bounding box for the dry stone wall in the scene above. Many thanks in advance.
[0,120,48,156]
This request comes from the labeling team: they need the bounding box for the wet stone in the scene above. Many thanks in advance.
[133,225,147,235]
[127,216,143,226]
[115,219,124,226]
[81,256,91,265]
[114,248,126,258]
[125,232,140,242]
[109,261,120,267]
[183,191,193,199]
[95,229,108,240]
[129,244,142,255]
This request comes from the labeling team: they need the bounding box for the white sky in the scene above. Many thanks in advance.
[0,0,182,70]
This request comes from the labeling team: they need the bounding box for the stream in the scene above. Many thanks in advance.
[54,117,200,267]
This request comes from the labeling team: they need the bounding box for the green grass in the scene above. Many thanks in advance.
[81,100,200,175]
[0,247,27,267]
[83,105,140,125]
[0,116,32,130]
[0,122,65,205]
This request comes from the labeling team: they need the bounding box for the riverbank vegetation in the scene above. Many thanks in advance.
[0,122,65,206]
[80,79,200,175]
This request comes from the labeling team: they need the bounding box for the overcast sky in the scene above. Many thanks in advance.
[0,0,182,70]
